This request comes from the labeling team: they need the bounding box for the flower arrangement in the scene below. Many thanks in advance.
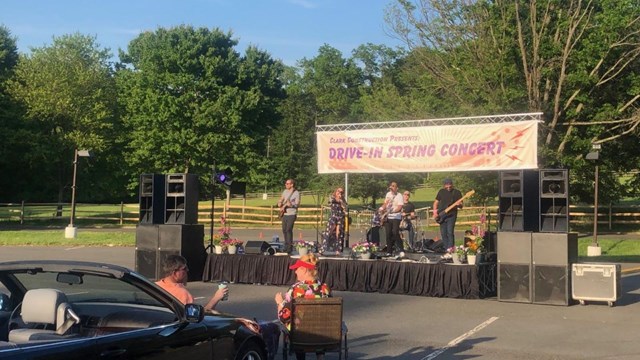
[213,216,235,247]
[447,245,468,258]
[351,241,379,253]
[466,236,484,255]
[294,240,315,251]
[222,238,243,247]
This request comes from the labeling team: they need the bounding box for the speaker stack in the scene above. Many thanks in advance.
[497,169,576,305]
[135,173,205,281]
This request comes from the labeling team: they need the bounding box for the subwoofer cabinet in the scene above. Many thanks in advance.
[135,224,206,281]
[572,263,621,306]
[497,232,533,303]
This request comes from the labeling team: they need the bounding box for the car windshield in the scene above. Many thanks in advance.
[12,271,164,307]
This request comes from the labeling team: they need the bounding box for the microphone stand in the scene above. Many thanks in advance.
[206,163,216,254]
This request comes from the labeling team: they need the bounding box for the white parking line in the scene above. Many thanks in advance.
[421,316,499,360]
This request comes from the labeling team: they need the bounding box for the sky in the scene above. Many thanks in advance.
[1,0,404,66]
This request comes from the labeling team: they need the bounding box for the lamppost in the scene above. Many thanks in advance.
[586,144,601,256]
[65,149,92,239]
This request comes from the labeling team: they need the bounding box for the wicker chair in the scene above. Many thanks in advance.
[282,297,348,359]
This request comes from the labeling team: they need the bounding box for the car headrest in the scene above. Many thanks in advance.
[21,289,69,325]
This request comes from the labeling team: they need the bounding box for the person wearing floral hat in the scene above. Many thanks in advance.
[275,253,331,359]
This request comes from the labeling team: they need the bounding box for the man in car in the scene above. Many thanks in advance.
[156,254,227,310]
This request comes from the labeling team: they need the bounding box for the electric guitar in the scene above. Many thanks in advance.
[435,190,475,224]
[278,189,295,219]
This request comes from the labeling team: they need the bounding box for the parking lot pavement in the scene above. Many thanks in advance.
[2,246,640,359]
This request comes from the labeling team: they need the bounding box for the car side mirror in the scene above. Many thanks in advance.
[185,304,205,323]
[0,293,9,311]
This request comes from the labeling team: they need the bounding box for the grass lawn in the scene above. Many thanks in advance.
[0,230,638,262]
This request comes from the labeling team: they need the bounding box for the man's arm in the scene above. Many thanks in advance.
[432,199,440,218]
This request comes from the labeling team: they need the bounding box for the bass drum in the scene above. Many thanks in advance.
[366,226,387,250]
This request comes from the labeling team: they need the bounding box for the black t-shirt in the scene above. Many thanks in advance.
[402,201,416,218]
[435,188,463,213]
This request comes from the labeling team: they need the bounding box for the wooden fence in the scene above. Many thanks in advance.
[1,202,639,231]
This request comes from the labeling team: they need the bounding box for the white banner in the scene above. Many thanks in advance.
[316,120,538,173]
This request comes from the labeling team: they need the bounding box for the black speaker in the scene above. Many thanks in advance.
[498,263,532,303]
[498,170,539,231]
[539,169,569,232]
[230,181,247,196]
[533,265,571,305]
[165,173,199,225]
[139,174,165,224]
[135,224,206,281]
[483,231,497,253]
[244,241,273,255]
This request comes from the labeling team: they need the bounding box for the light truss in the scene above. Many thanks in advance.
[315,112,544,132]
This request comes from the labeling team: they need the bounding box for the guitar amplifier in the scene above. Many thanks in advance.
[571,263,621,306]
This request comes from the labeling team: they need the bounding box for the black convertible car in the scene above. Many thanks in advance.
[0,260,268,359]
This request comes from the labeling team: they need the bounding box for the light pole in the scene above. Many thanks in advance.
[65,149,92,239]
[586,144,601,256]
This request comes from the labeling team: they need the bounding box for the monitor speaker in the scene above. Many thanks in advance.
[244,241,273,255]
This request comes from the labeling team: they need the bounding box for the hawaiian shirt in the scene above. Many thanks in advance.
[278,280,331,331]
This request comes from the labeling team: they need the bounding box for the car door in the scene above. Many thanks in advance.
[92,321,211,360]
[1,338,98,360]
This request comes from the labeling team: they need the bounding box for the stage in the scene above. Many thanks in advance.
[203,254,496,299]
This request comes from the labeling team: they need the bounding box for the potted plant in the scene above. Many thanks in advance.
[212,235,225,254]
[466,236,484,264]
[447,245,467,264]
[294,240,315,256]
[223,238,243,254]
[351,241,379,259]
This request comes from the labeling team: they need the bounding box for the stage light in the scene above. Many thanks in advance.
[215,168,233,187]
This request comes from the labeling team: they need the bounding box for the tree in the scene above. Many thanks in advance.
[386,0,640,203]
[116,25,285,194]
[0,25,25,201]
[6,33,119,202]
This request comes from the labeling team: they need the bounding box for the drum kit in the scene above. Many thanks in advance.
[364,209,446,255]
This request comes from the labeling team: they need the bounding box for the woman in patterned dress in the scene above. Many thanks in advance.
[321,187,347,255]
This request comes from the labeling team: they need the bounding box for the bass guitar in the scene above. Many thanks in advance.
[435,190,475,224]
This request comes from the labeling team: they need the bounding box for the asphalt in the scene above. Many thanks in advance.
[1,245,640,359]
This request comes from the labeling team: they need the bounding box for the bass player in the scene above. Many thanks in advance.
[432,178,463,250]
[278,178,300,254]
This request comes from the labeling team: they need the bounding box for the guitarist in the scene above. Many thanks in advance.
[379,181,404,255]
[278,178,300,254]
[432,178,463,250]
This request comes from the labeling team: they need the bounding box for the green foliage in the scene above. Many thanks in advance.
[5,33,119,202]
[116,25,285,195]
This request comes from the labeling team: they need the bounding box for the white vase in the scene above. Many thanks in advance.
[467,254,477,265]
[214,245,223,254]
[298,247,309,256]
[360,252,372,260]
[228,245,237,254]
[452,255,462,264]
